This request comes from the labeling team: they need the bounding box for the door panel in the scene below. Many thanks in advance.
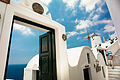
[41,56,49,74]
[83,68,92,80]
[39,32,53,80]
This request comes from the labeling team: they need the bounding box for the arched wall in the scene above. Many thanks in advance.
[68,46,106,80]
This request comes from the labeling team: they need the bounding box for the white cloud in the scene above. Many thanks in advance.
[63,0,79,9]
[67,31,78,38]
[75,19,113,30]
[88,11,94,19]
[76,20,93,30]
[56,18,64,22]
[96,7,104,13]
[92,14,100,20]
[40,0,52,5]
[80,30,86,34]
[14,24,34,35]
[75,19,79,24]
[72,9,77,16]
[96,1,105,13]
[104,24,115,32]
[95,19,112,25]
[79,0,101,12]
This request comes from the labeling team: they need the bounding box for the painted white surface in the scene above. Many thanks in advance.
[19,0,52,19]
[97,53,108,80]
[24,69,33,80]
[67,46,106,80]
[91,48,99,59]
[24,69,37,80]
[24,54,39,80]
[91,36,102,48]
[0,2,14,80]
[0,1,69,80]
[97,40,120,55]
[105,0,120,46]
[0,2,7,40]
[67,47,84,67]
[25,46,107,80]
[108,41,120,55]
[26,54,39,69]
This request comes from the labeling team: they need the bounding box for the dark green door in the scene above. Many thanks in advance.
[39,32,57,80]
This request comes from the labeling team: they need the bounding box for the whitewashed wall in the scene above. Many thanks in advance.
[91,36,102,48]
[98,53,108,80]
[0,1,69,80]
[105,0,120,46]
[0,2,7,40]
[67,46,106,80]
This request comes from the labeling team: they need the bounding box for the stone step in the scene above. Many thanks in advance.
[108,66,120,80]
[108,69,120,72]
[108,71,120,75]
[108,66,120,69]
[109,78,120,80]
[109,74,120,78]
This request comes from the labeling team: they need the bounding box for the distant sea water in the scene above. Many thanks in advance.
[6,64,27,80]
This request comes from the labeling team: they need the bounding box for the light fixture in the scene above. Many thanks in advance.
[62,34,67,41]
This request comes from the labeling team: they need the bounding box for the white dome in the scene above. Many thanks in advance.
[26,54,39,69]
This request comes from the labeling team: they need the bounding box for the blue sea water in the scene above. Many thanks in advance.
[6,64,27,80]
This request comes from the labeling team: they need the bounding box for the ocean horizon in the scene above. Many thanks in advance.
[6,64,27,80]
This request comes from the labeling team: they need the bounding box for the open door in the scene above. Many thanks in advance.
[83,68,92,80]
[39,31,56,80]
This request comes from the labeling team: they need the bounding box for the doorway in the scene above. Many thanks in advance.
[39,31,57,80]
[5,16,57,80]
[83,68,92,80]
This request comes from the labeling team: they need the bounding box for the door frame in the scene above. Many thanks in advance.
[4,16,57,80]
[0,2,69,80]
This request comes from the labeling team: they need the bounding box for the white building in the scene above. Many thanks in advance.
[105,0,120,46]
[0,0,120,80]
[67,46,107,80]
[91,33,102,48]
[25,46,107,80]
[0,0,69,80]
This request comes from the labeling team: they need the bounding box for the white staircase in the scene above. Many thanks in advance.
[108,66,120,80]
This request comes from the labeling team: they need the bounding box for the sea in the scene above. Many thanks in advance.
[6,64,27,80]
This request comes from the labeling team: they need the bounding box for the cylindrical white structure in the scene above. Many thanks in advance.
[91,34,102,48]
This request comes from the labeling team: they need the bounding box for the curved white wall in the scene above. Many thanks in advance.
[68,46,106,80]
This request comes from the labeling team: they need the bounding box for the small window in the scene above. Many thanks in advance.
[87,53,90,64]
[102,66,106,78]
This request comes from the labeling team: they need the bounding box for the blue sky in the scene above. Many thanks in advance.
[47,0,115,48]
[9,0,115,64]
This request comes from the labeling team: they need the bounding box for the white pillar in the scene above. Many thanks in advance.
[105,0,120,46]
